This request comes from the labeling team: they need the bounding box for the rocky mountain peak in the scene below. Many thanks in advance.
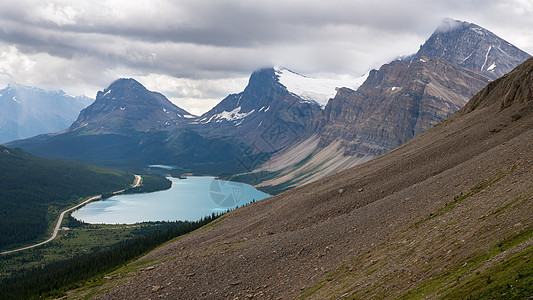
[95,78,153,104]
[69,78,191,133]
[415,18,531,80]
[194,67,322,153]
[434,18,469,34]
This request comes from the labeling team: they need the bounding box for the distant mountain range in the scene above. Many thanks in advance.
[7,79,243,173]
[7,19,531,189]
[7,65,356,173]
[0,84,92,144]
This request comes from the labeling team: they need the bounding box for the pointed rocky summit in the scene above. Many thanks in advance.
[70,78,192,133]
[416,18,531,80]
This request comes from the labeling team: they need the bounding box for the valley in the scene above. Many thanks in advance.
[0,146,136,251]
[0,175,141,255]
[73,56,533,299]
[0,13,531,300]
[8,20,529,194]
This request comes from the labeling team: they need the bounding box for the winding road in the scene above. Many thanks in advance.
[0,174,142,255]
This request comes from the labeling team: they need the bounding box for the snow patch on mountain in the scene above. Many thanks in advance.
[471,27,485,36]
[205,107,255,123]
[274,66,368,108]
[258,106,271,113]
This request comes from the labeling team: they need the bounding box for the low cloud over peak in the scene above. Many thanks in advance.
[0,0,532,114]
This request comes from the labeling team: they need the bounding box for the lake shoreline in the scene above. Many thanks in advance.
[72,176,269,225]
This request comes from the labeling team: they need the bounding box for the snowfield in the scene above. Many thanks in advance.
[274,66,368,108]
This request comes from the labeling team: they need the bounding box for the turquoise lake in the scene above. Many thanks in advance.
[71,176,270,224]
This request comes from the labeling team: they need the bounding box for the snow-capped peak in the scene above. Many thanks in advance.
[274,66,367,108]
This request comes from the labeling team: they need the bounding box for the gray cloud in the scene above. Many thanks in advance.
[0,0,532,114]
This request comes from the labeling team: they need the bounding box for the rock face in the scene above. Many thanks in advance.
[318,19,530,157]
[415,18,531,80]
[318,57,490,156]
[70,78,192,134]
[192,68,322,154]
[0,84,92,144]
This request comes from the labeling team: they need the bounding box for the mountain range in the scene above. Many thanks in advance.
[2,17,532,299]
[7,79,244,173]
[0,84,92,144]
[6,19,531,189]
[73,54,533,300]
[247,18,531,192]
[6,65,357,174]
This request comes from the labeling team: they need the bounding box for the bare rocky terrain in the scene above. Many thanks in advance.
[72,58,533,299]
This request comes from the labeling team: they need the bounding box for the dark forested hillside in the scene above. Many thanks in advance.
[0,146,133,250]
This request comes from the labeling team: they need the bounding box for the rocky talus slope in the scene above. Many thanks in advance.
[71,59,533,299]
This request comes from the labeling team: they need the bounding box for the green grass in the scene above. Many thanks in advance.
[413,166,517,228]
[400,227,533,299]
[443,245,532,299]
[299,283,325,299]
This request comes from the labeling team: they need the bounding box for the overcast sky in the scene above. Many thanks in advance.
[1,0,532,115]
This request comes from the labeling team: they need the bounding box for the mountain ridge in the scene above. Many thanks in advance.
[0,84,92,144]
[248,18,530,192]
